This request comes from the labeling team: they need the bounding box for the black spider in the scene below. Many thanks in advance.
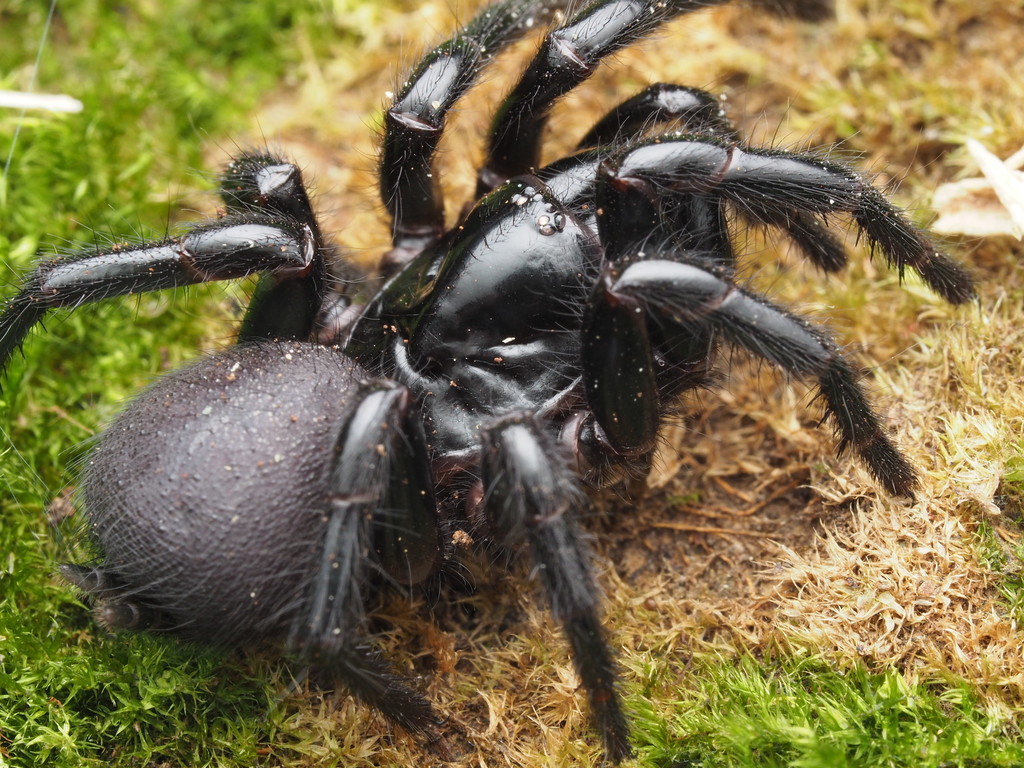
[0,0,974,762]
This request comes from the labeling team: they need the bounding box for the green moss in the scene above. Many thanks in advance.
[997,448,1024,523]
[630,655,1024,768]
[1,624,279,767]
[0,2,353,766]
[974,516,1024,631]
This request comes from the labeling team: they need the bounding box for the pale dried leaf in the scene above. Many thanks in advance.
[933,140,1024,239]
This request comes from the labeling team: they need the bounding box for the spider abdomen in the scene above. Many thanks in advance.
[80,342,369,645]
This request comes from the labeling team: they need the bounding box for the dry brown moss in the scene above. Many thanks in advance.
[213,1,1024,764]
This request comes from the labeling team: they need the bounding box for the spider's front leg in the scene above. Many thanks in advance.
[476,0,837,196]
[480,414,631,763]
[379,0,567,272]
[595,137,975,303]
[0,214,317,373]
[577,83,738,150]
[580,83,850,273]
[582,254,918,496]
[476,0,732,196]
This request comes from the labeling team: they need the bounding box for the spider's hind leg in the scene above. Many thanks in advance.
[294,379,443,737]
[60,563,167,632]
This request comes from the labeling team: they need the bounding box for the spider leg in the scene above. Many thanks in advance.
[578,86,849,272]
[219,151,363,342]
[577,83,737,149]
[379,0,566,273]
[294,380,442,734]
[0,215,318,375]
[545,80,846,271]
[597,87,849,272]
[757,0,835,21]
[220,151,323,229]
[477,0,732,197]
[480,414,631,763]
[60,563,168,632]
[583,255,918,496]
[575,83,742,265]
[481,0,836,193]
[595,137,975,303]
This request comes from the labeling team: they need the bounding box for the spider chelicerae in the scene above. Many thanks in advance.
[0,0,974,761]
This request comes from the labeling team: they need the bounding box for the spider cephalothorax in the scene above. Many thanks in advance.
[0,0,974,762]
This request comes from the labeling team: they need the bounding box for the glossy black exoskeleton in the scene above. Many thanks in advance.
[0,0,974,762]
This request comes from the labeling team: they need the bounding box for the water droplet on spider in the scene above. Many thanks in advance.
[536,212,566,236]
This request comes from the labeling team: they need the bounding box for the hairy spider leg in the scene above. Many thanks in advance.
[480,414,631,764]
[583,256,918,496]
[576,82,739,149]
[217,151,349,342]
[220,152,323,234]
[476,0,733,197]
[757,0,836,21]
[544,81,847,275]
[379,0,568,272]
[477,0,840,196]
[0,215,317,374]
[60,563,168,632]
[595,136,976,303]
[577,83,742,267]
[590,84,850,272]
[293,380,442,735]
[574,84,847,272]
